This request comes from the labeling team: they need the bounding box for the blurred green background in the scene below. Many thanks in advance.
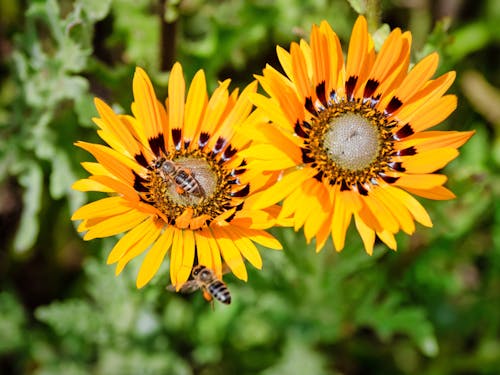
[0,0,498,374]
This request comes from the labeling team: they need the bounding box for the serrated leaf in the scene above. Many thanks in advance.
[0,292,26,353]
[355,292,438,357]
[13,162,43,253]
[346,0,365,14]
[56,38,91,73]
[50,150,76,199]
[78,0,112,22]
[35,299,102,338]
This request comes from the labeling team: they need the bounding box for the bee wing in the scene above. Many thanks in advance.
[166,280,200,294]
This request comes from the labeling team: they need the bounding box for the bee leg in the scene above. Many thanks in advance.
[175,186,185,195]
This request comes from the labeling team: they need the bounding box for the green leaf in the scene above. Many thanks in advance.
[13,162,43,253]
[78,0,112,22]
[50,150,76,199]
[355,292,438,357]
[262,335,328,375]
[0,292,26,353]
[35,299,103,339]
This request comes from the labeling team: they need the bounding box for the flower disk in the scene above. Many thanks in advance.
[249,16,474,254]
[72,63,282,289]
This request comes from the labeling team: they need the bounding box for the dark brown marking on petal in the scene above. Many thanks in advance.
[149,134,164,156]
[385,96,403,114]
[171,128,182,149]
[198,132,210,147]
[231,184,250,197]
[184,140,191,149]
[345,76,358,99]
[302,121,312,129]
[393,146,416,156]
[313,171,323,182]
[134,153,148,168]
[133,171,149,192]
[364,79,379,99]
[294,121,309,138]
[301,148,315,163]
[222,144,237,161]
[329,90,336,102]
[388,161,406,172]
[305,97,317,116]
[213,136,226,154]
[393,124,414,140]
[340,179,350,191]
[225,211,236,222]
[356,181,368,196]
[380,174,399,184]
[316,81,327,107]
[231,167,245,176]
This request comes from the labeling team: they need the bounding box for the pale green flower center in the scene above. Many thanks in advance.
[324,113,380,171]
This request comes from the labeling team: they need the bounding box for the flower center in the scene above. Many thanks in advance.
[324,113,380,171]
[298,100,397,188]
[136,147,247,228]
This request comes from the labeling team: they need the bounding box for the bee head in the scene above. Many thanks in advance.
[192,264,205,277]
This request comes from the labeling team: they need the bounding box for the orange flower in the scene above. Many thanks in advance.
[72,63,281,289]
[248,16,474,254]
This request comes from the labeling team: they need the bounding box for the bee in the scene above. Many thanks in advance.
[158,159,204,198]
[167,265,231,305]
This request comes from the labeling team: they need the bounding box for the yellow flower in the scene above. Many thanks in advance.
[248,16,474,254]
[72,63,282,289]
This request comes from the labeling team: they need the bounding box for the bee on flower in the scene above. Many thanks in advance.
[71,63,282,290]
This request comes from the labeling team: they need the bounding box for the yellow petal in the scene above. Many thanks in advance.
[136,227,175,288]
[168,62,185,132]
[401,148,458,173]
[371,185,415,235]
[72,178,113,192]
[184,69,208,144]
[220,225,263,270]
[331,190,353,251]
[196,228,223,279]
[72,196,130,220]
[176,229,195,287]
[290,42,312,100]
[394,174,447,190]
[231,225,282,250]
[384,185,433,227]
[83,210,149,240]
[115,220,162,275]
[132,67,166,142]
[106,217,155,264]
[404,185,456,200]
[354,213,375,255]
[376,230,397,250]
[169,228,185,288]
[212,226,247,281]
[250,167,317,210]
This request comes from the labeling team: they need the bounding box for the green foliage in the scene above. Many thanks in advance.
[1,0,498,374]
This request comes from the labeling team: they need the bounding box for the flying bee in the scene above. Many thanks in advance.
[167,265,231,305]
[158,159,205,198]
